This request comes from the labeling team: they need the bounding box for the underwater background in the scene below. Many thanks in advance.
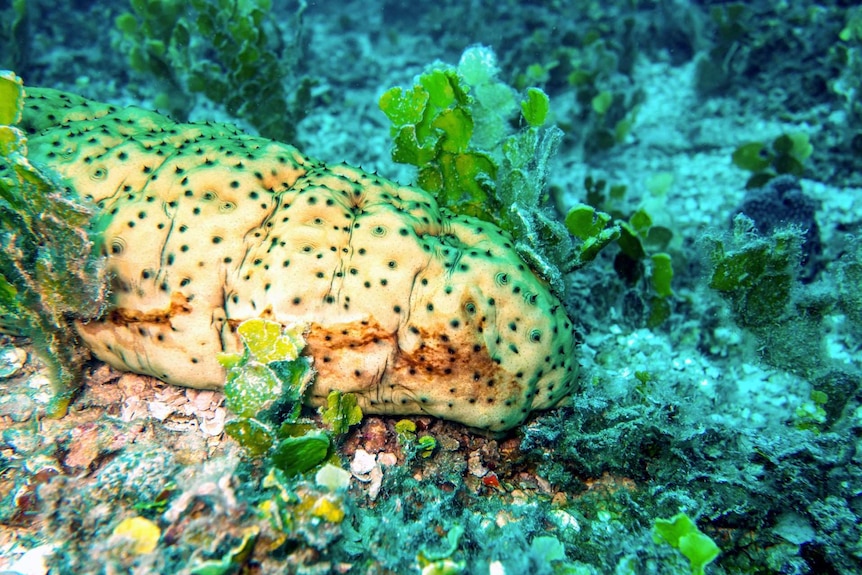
[1,0,862,573]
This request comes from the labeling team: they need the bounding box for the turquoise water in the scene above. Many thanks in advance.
[1,1,861,573]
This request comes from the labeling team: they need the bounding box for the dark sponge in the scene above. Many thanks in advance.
[733,175,822,281]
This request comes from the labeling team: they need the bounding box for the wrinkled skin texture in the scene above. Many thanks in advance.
[20,88,579,431]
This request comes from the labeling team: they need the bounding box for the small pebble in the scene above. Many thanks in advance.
[368,465,384,501]
[0,392,35,422]
[0,345,26,378]
[350,449,377,477]
[377,452,397,466]
[2,428,43,454]
[199,407,226,436]
[468,451,488,477]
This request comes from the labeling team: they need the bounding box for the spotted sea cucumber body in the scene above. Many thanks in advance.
[23,87,579,431]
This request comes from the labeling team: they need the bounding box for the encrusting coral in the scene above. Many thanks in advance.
[17,87,579,431]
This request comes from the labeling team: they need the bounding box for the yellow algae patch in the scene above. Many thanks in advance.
[112,516,161,555]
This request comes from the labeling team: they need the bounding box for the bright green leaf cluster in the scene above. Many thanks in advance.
[567,176,675,327]
[653,513,720,575]
[380,46,576,293]
[0,70,109,417]
[269,430,330,476]
[564,203,621,266]
[416,435,437,458]
[114,0,312,141]
[220,318,345,476]
[394,418,417,442]
[378,45,551,227]
[221,318,362,475]
[379,65,496,222]
[220,319,311,422]
[320,390,363,436]
[794,390,829,433]
[731,132,813,189]
[521,87,550,128]
[189,526,259,575]
[650,253,674,298]
[392,419,435,459]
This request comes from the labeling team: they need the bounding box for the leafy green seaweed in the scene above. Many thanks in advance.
[220,318,362,476]
[0,70,109,416]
